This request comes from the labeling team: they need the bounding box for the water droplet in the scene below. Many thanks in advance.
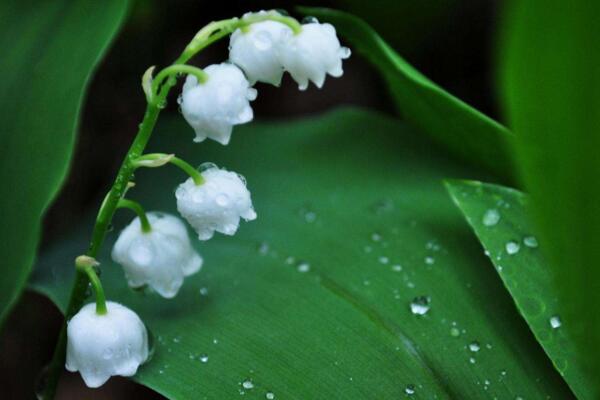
[284,256,295,265]
[404,384,415,395]
[469,357,476,364]
[410,296,431,315]
[304,210,316,223]
[297,261,310,273]
[424,256,435,265]
[302,16,318,23]
[198,162,217,172]
[265,392,275,399]
[242,379,254,390]
[199,354,209,363]
[216,193,230,207]
[482,209,500,226]
[392,264,403,272]
[213,338,219,344]
[468,341,481,352]
[172,336,181,344]
[199,287,209,296]
[450,327,460,337]
[371,232,382,242]
[378,256,389,265]
[505,241,520,255]
[549,315,562,329]
[258,242,269,255]
[364,245,373,253]
[524,235,539,248]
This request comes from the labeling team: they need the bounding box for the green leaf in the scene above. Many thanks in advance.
[299,7,516,183]
[31,109,573,398]
[446,180,592,399]
[0,0,129,325]
[499,0,600,387]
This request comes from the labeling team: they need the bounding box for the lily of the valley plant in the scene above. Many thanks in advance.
[41,10,349,395]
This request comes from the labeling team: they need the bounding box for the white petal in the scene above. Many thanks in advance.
[176,166,256,241]
[112,213,201,298]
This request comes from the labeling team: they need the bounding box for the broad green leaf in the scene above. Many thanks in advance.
[299,7,516,183]
[0,0,129,325]
[446,180,592,399]
[31,109,573,398]
[500,0,600,387]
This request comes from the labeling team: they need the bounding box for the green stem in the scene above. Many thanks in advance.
[151,64,208,103]
[74,257,107,315]
[135,153,204,185]
[117,199,152,233]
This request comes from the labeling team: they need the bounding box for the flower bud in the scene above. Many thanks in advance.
[111,212,202,298]
[278,21,351,90]
[66,302,148,388]
[229,20,291,86]
[175,165,256,240]
[179,63,257,145]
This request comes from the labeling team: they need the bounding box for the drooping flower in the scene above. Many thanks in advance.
[175,165,256,240]
[111,212,202,298]
[277,21,351,90]
[229,20,292,85]
[66,302,148,388]
[179,63,257,145]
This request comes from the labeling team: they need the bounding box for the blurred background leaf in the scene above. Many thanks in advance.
[0,0,129,324]
[31,110,573,399]
[301,7,515,183]
[500,0,600,391]
[446,180,592,399]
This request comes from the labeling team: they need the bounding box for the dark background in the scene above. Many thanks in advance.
[0,0,501,398]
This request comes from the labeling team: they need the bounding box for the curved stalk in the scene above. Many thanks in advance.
[117,199,152,233]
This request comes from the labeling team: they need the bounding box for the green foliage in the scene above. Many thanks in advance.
[32,110,573,399]
[446,180,592,399]
[0,0,129,325]
[300,7,515,183]
[500,0,600,388]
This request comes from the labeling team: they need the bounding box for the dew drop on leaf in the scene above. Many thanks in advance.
[468,341,481,352]
[410,296,431,315]
[482,209,500,226]
[404,384,415,395]
[505,241,520,255]
[549,315,562,329]
[523,235,539,248]
[242,379,254,390]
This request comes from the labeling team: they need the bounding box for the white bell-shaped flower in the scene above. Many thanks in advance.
[66,302,148,388]
[175,165,256,240]
[179,63,257,145]
[278,21,351,90]
[229,20,292,85]
[111,212,202,298]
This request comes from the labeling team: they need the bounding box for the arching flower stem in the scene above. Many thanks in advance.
[74,256,106,315]
[117,199,152,233]
[134,153,205,185]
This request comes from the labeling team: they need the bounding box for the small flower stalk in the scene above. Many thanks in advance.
[66,302,149,388]
[54,8,349,392]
